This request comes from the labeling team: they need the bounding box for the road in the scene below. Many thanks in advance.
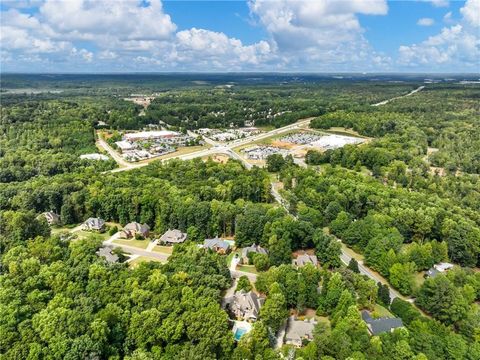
[339,249,402,300]
[99,113,405,301]
[103,233,170,262]
[372,86,425,106]
[101,117,315,173]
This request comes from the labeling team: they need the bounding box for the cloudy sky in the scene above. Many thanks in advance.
[1,0,479,73]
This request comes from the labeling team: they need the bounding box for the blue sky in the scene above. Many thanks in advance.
[1,0,479,73]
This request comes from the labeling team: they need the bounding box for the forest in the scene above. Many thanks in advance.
[1,75,479,359]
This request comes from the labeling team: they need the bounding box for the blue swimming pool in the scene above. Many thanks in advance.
[234,327,248,341]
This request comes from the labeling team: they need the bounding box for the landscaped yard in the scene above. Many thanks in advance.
[128,256,165,268]
[373,304,394,318]
[113,238,150,249]
[152,245,174,255]
[237,264,258,274]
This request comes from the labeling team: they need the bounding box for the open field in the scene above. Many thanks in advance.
[128,256,166,268]
[113,238,150,249]
[152,245,174,254]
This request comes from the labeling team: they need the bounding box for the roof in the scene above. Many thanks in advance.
[226,290,263,318]
[160,229,187,244]
[124,130,179,140]
[96,246,119,263]
[115,140,135,150]
[285,316,316,342]
[434,262,454,272]
[204,237,230,250]
[293,254,318,267]
[361,311,404,335]
[426,268,441,278]
[80,153,109,161]
[124,222,150,234]
[84,217,105,228]
[242,244,268,258]
[43,211,60,220]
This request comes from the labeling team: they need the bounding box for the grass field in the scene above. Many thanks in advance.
[128,256,165,268]
[152,245,173,254]
[237,264,258,274]
[373,304,394,318]
[113,238,150,249]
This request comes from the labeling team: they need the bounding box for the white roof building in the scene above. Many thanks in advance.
[80,153,109,161]
[115,140,136,151]
[124,130,179,141]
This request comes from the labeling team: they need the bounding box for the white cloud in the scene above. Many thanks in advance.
[417,17,435,26]
[460,0,480,27]
[443,11,453,23]
[422,0,449,7]
[247,0,390,70]
[399,0,480,70]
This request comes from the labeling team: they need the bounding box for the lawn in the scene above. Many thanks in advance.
[152,245,173,255]
[72,230,110,241]
[237,264,258,274]
[373,304,394,318]
[113,238,150,249]
[128,256,165,268]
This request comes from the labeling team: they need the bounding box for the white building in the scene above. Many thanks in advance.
[80,153,109,161]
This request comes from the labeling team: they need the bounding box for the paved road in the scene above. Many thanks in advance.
[339,249,401,300]
[102,117,314,172]
[102,232,170,262]
[372,86,425,106]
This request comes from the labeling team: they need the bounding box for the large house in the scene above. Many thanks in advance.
[241,244,268,264]
[284,316,317,347]
[225,290,264,322]
[292,253,318,268]
[426,262,454,278]
[361,310,404,336]
[204,237,231,254]
[96,245,119,264]
[120,222,150,239]
[159,229,187,245]
[82,217,106,232]
[42,211,60,226]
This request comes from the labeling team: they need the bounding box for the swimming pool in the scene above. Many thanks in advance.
[234,327,248,341]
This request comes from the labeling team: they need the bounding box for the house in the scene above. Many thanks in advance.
[42,211,60,226]
[159,229,187,245]
[225,290,264,321]
[426,262,454,278]
[292,253,318,268]
[284,316,317,347]
[82,217,106,232]
[120,222,150,239]
[241,244,268,264]
[361,311,404,336]
[96,246,119,264]
[204,237,231,254]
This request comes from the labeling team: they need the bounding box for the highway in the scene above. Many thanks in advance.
[99,114,406,301]
[372,85,425,106]
[101,117,314,173]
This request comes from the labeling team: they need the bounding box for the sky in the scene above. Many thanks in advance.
[0,0,479,73]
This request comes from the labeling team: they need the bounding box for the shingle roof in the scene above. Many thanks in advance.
[160,229,187,244]
[361,310,404,335]
[204,237,230,250]
[124,222,150,234]
[241,244,268,258]
[293,254,318,267]
[285,316,316,343]
[96,246,119,263]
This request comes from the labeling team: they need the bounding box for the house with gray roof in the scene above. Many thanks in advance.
[159,229,187,245]
[42,211,60,226]
[284,316,317,347]
[361,310,404,335]
[96,246,119,264]
[120,222,150,239]
[292,253,318,268]
[426,262,454,278]
[204,237,231,254]
[241,244,268,264]
[82,217,106,232]
[225,290,264,321]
